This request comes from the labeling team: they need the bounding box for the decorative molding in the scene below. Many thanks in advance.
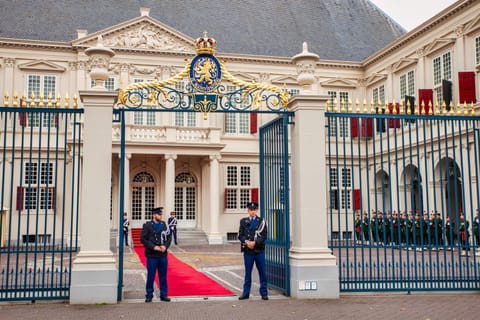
[4,58,15,67]
[320,78,357,88]
[68,62,77,71]
[391,58,418,73]
[209,154,221,161]
[164,154,177,161]
[365,73,387,87]
[454,24,464,38]
[229,71,257,83]
[271,75,298,86]
[464,13,480,35]
[98,22,193,53]
[416,48,425,58]
[17,60,66,72]
[424,38,456,57]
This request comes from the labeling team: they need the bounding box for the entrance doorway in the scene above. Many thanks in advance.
[174,172,197,228]
[131,171,155,228]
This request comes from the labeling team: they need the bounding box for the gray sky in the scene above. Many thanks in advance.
[369,0,458,31]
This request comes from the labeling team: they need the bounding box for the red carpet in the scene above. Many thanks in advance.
[134,247,235,297]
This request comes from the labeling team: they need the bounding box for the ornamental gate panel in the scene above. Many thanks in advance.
[326,109,480,292]
[0,107,82,301]
[260,115,291,296]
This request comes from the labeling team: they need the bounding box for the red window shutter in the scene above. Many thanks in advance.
[251,188,259,203]
[54,114,59,128]
[418,89,434,114]
[224,189,229,209]
[353,189,361,210]
[388,103,400,128]
[49,187,55,209]
[458,72,476,104]
[250,113,257,134]
[361,118,373,137]
[16,187,24,210]
[19,99,26,126]
[351,118,359,138]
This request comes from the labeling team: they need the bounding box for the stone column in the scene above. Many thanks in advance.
[70,37,118,304]
[289,95,339,299]
[120,153,131,220]
[164,154,177,215]
[289,44,338,299]
[208,154,222,244]
[3,58,15,104]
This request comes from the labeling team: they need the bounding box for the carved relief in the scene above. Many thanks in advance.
[296,62,315,75]
[68,62,77,71]
[103,24,192,52]
[455,24,464,38]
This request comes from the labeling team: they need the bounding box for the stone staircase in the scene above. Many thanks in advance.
[130,227,209,247]
[176,228,209,246]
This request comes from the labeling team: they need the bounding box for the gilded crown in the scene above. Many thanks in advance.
[195,31,216,54]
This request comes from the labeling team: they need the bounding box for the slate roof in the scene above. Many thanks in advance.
[0,0,405,61]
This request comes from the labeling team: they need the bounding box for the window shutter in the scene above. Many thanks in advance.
[361,118,373,138]
[19,99,26,126]
[224,189,229,209]
[250,113,257,134]
[54,114,59,128]
[442,80,453,110]
[351,118,359,138]
[418,89,434,114]
[353,189,361,210]
[49,187,55,209]
[251,188,259,203]
[458,72,476,104]
[388,103,401,128]
[16,187,24,210]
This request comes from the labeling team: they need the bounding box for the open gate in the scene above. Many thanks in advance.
[0,107,82,301]
[260,114,291,296]
[326,108,480,292]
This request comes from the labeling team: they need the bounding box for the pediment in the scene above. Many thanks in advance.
[72,16,195,54]
[320,78,357,88]
[464,13,480,35]
[229,72,257,82]
[424,38,456,56]
[392,58,418,73]
[271,75,298,86]
[17,60,65,72]
[365,73,387,87]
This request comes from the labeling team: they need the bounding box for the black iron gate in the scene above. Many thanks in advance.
[260,114,291,296]
[0,107,82,301]
[327,109,480,292]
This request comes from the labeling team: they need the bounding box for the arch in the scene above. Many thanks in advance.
[174,171,197,228]
[401,164,423,215]
[434,157,463,223]
[374,169,391,213]
[131,170,156,223]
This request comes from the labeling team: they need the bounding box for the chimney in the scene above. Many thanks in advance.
[140,7,150,16]
[77,29,88,39]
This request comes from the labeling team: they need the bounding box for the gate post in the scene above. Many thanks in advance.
[289,95,339,299]
[70,37,118,304]
[288,43,339,298]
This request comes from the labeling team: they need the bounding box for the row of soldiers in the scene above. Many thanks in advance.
[354,209,480,250]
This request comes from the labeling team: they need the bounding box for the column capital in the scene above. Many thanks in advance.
[209,154,221,161]
[118,153,132,160]
[164,154,177,160]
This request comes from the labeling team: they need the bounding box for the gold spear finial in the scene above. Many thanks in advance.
[340,98,346,113]
[355,98,360,113]
[333,98,338,112]
[4,91,9,107]
[30,92,36,107]
[39,94,45,108]
[348,99,353,113]
[73,94,78,109]
[64,93,70,108]
[47,92,53,108]
[326,99,330,112]
[13,92,18,107]
[363,98,367,113]
[22,92,27,107]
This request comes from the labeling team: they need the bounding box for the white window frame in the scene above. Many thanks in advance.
[225,113,249,135]
[26,74,58,127]
[90,77,117,90]
[132,78,156,125]
[433,51,452,104]
[327,91,350,138]
[475,35,480,66]
[329,167,351,210]
[22,162,55,210]
[225,165,253,210]
[399,70,415,99]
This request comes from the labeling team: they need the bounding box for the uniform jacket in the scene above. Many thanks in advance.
[140,220,171,258]
[168,216,178,232]
[238,215,267,254]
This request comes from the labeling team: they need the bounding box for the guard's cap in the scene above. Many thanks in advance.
[246,202,258,210]
[152,207,163,215]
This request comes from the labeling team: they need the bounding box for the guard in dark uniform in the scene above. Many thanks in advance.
[238,201,268,300]
[141,207,172,302]
[168,211,178,245]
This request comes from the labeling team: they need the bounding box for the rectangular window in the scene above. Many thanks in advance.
[91,77,116,90]
[21,162,55,210]
[476,36,480,66]
[327,91,350,138]
[26,74,58,127]
[433,52,452,103]
[400,70,415,98]
[330,167,351,210]
[224,113,249,134]
[225,165,253,210]
[133,79,156,125]
[373,85,386,133]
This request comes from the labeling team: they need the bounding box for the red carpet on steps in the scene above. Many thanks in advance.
[134,246,235,297]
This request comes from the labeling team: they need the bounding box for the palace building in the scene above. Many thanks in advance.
[0,0,479,246]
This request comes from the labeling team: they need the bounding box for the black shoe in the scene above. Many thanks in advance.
[145,297,152,303]
[238,294,249,300]
[261,296,269,300]
[160,296,171,302]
